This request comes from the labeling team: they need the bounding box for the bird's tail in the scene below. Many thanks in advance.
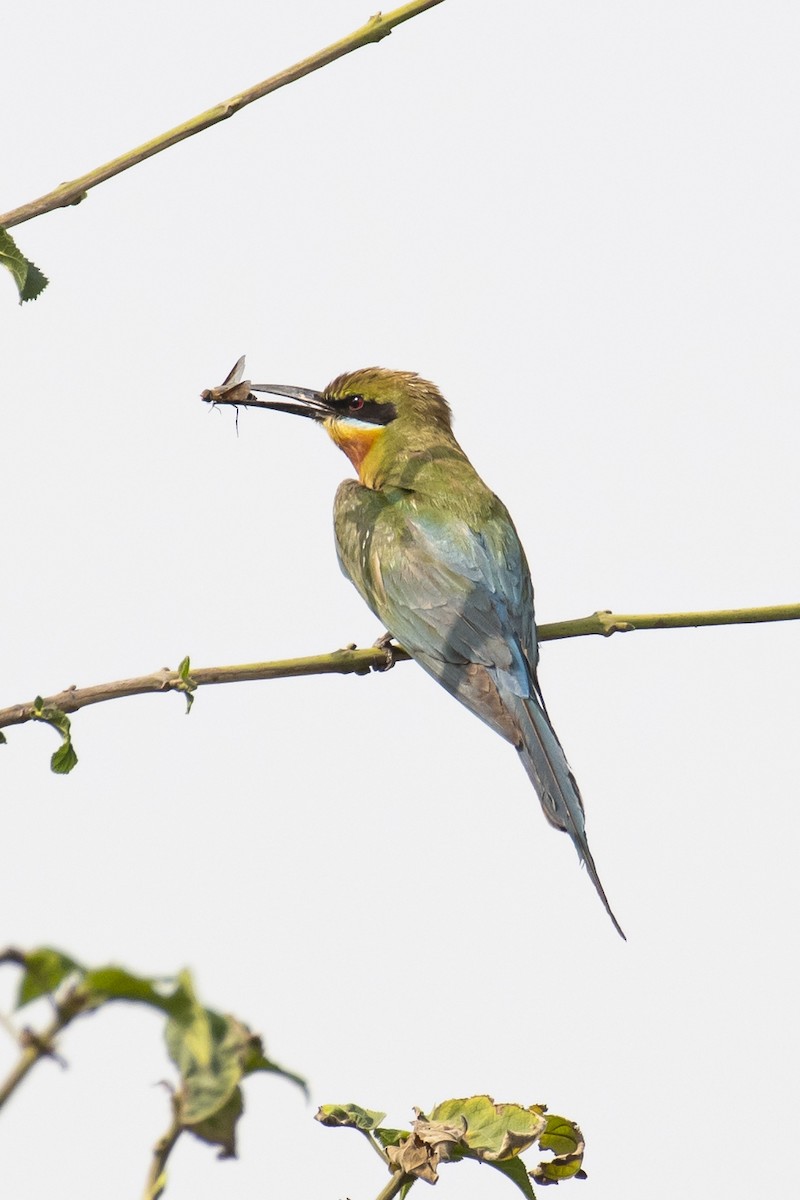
[511,693,626,939]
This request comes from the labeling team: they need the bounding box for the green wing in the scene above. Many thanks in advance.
[333,479,538,702]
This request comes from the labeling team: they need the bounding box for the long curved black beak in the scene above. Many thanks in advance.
[247,382,329,420]
[201,357,330,420]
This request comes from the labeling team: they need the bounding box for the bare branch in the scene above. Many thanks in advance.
[0,1,446,230]
[539,602,800,640]
[1,604,797,735]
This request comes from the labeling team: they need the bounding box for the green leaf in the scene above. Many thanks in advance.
[174,1010,240,1123]
[46,710,71,737]
[0,731,7,744]
[317,1097,585,1195]
[166,974,267,1131]
[187,1084,243,1158]
[241,1035,308,1096]
[51,740,78,774]
[430,1096,547,1162]
[31,699,79,774]
[538,1115,583,1158]
[486,1154,538,1200]
[373,1126,410,1148]
[83,966,192,1017]
[0,227,48,303]
[11,948,302,1169]
[315,1103,388,1131]
[531,1115,586,1184]
[177,654,196,714]
[162,970,304,1154]
[16,947,84,1007]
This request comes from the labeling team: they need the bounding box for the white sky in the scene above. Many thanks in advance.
[1,2,798,1198]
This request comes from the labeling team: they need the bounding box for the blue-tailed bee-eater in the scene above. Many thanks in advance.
[207,362,624,937]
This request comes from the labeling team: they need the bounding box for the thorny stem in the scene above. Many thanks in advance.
[0,1,446,230]
[0,604,797,736]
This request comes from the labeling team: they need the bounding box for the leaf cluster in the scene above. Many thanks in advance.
[316,1096,586,1198]
[2,947,589,1197]
[3,946,305,1170]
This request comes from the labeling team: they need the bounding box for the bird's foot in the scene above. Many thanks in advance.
[372,632,399,672]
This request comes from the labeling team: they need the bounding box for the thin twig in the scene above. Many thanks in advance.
[0,604,796,734]
[361,1126,392,1165]
[0,1023,60,1111]
[540,602,800,640]
[374,1170,414,1200]
[0,1,446,230]
[142,1094,183,1200]
[0,988,88,1113]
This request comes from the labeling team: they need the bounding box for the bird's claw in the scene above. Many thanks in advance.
[372,632,398,672]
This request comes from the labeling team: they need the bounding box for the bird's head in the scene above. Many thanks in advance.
[241,367,455,486]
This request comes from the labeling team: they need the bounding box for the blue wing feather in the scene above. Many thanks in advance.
[333,478,624,937]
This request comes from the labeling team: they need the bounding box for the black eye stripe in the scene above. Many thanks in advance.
[328,396,397,426]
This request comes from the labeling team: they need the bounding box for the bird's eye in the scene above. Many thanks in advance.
[346,394,365,412]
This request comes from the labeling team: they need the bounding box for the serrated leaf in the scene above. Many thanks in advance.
[430,1096,546,1162]
[20,260,48,302]
[0,227,49,303]
[317,1097,584,1194]
[31,700,78,774]
[16,947,84,1008]
[315,1103,387,1131]
[51,740,78,773]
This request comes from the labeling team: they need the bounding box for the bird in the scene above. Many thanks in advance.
[217,364,624,937]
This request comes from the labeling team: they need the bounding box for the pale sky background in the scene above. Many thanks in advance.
[1,2,798,1198]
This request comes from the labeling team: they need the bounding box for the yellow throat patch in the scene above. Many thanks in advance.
[325,418,384,487]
